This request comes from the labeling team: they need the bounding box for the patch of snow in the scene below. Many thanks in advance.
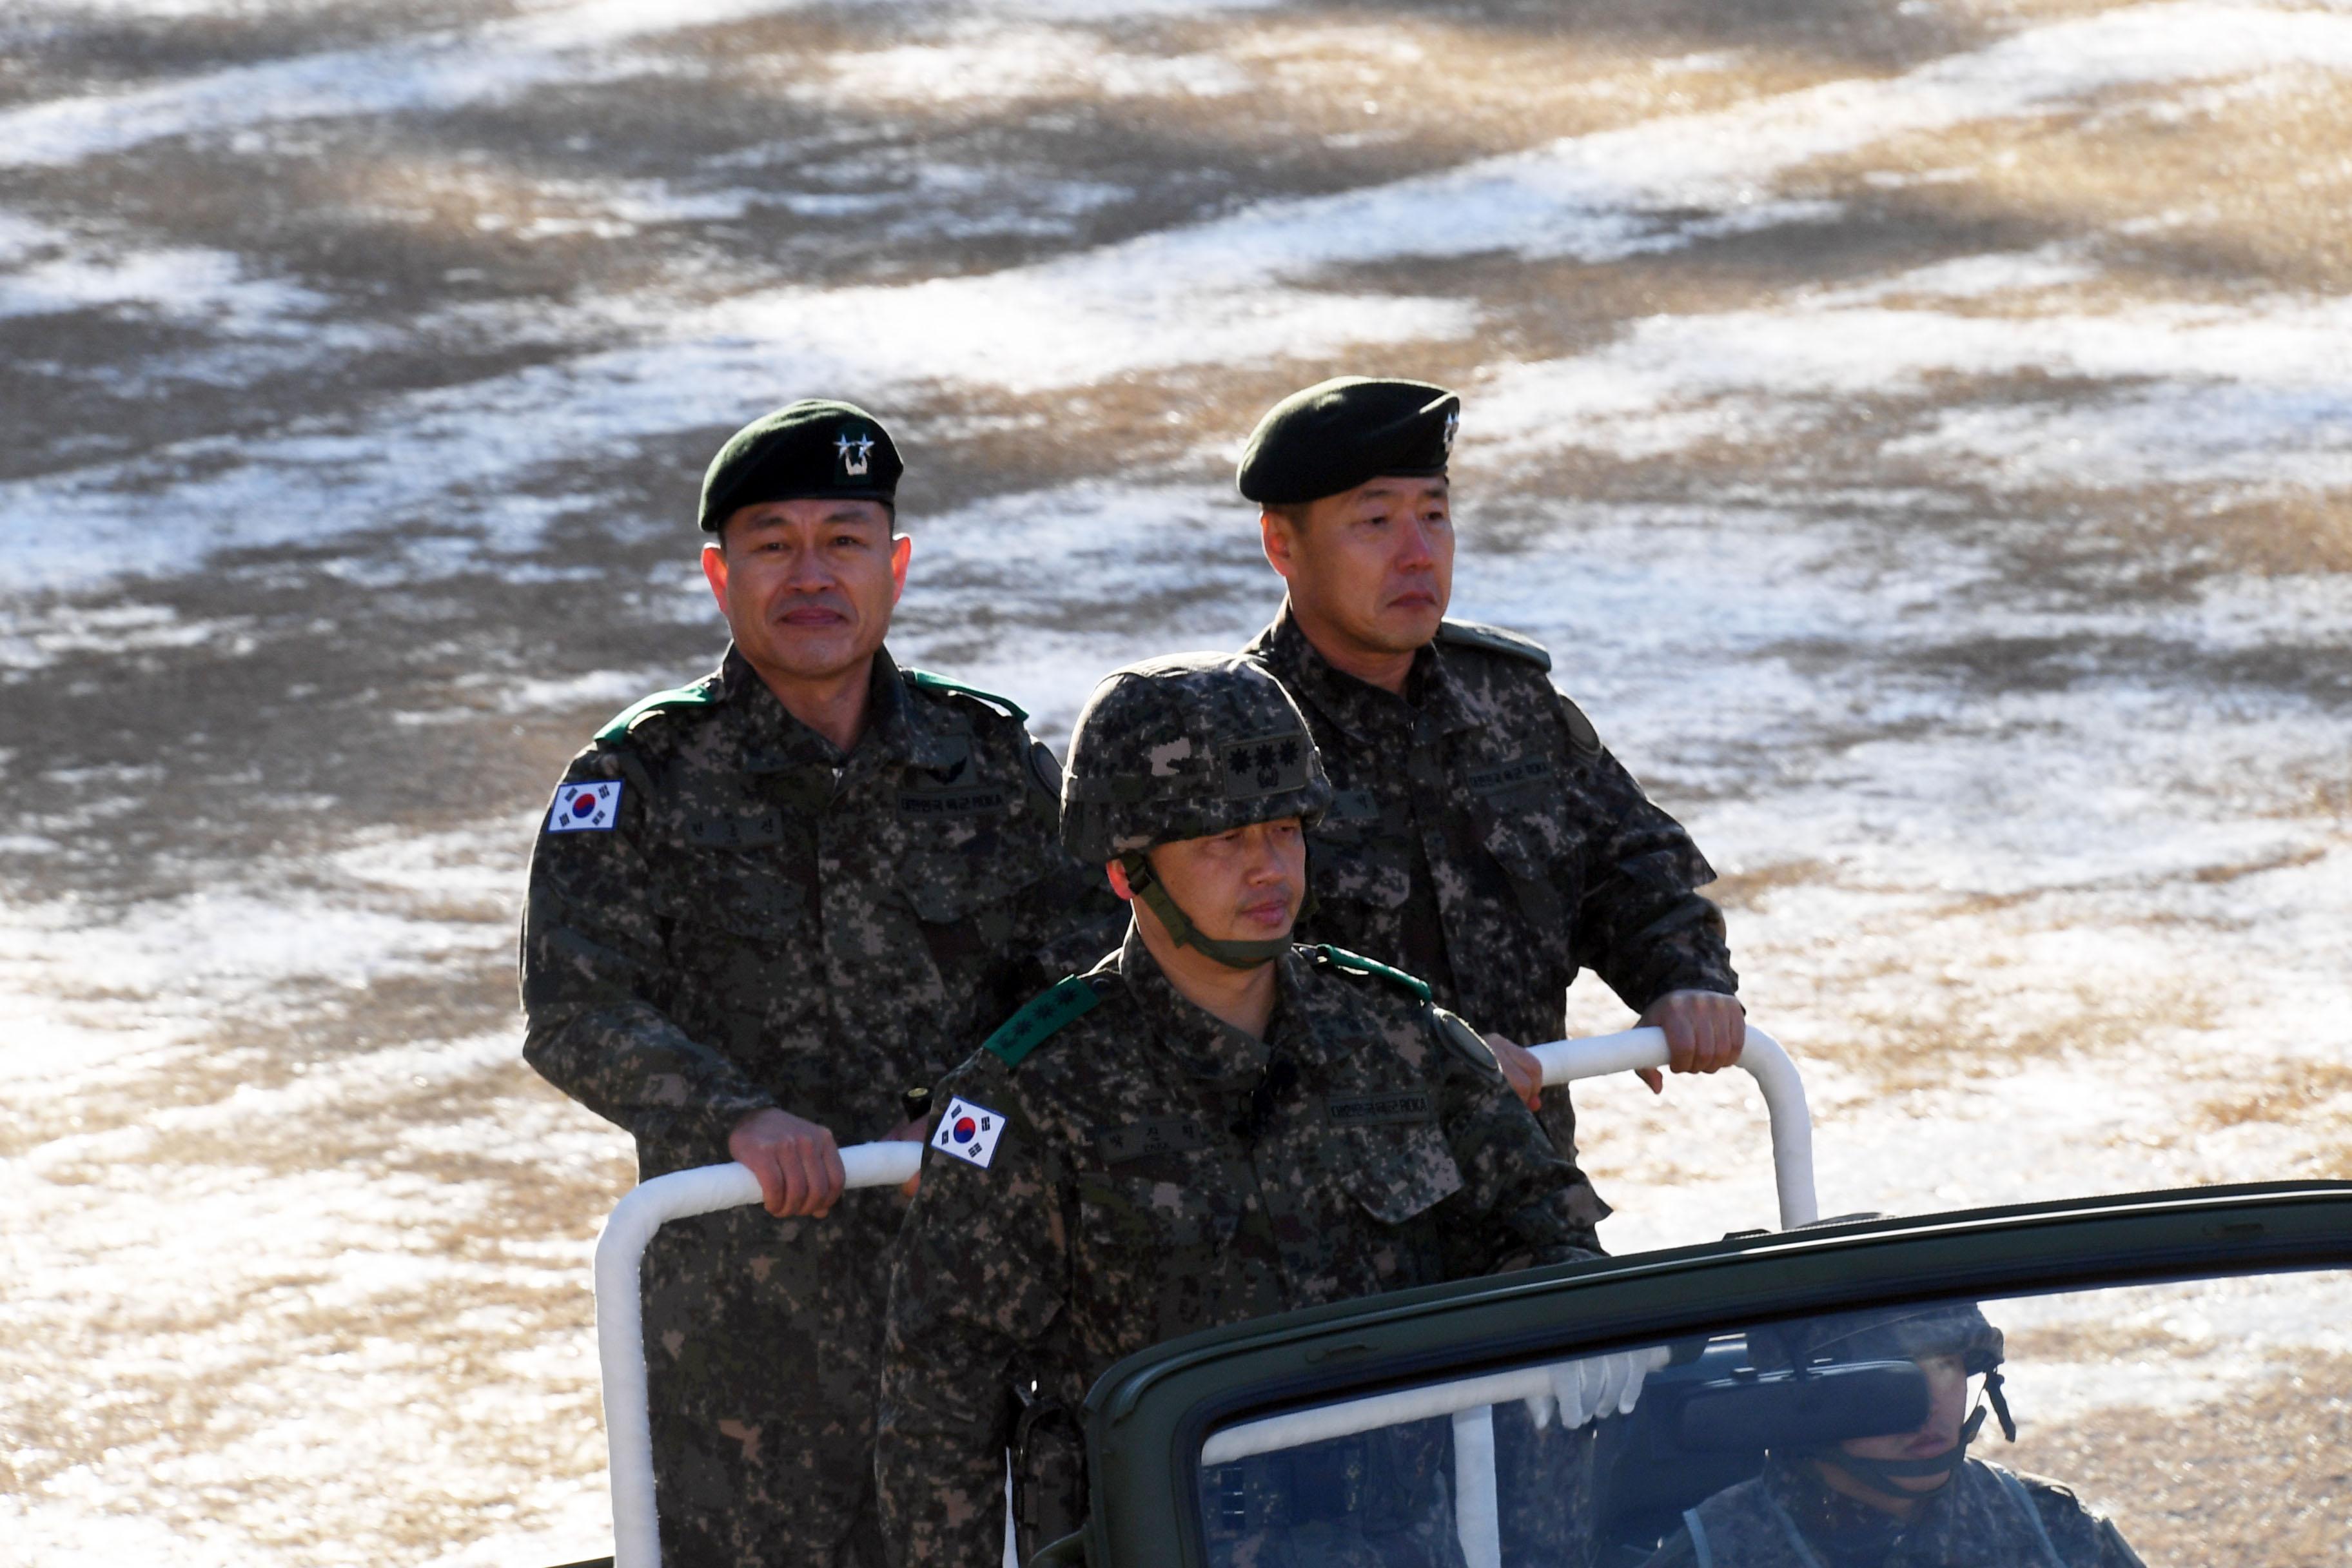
[0,0,822,170]
[815,26,1248,104]
[1474,288,2352,487]
[14,5,2352,598]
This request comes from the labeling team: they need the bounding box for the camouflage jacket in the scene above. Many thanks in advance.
[520,643,1119,1180]
[1642,1453,2146,1568]
[875,926,1603,1567]
[1246,604,1736,1154]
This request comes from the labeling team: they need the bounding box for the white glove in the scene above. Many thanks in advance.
[1523,1346,1671,1430]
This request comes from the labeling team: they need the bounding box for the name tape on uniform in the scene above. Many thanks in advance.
[549,781,622,832]
[930,1095,1008,1170]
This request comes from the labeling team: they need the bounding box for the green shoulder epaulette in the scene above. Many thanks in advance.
[594,681,721,743]
[982,975,1101,1069]
[905,668,1028,722]
[1436,618,1553,672]
[1314,945,1433,1001]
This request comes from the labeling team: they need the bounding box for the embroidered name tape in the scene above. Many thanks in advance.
[931,1095,1008,1170]
[549,780,622,832]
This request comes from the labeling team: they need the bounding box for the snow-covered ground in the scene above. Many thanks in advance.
[2,0,2347,1563]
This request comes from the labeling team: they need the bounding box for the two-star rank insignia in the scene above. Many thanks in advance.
[930,1095,1008,1169]
[835,427,876,477]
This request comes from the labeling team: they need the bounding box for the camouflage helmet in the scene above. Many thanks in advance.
[1792,1302,2005,1379]
[1061,652,1333,864]
[1783,1301,2017,1479]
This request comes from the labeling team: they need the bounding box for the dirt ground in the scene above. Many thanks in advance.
[2,1,2347,1563]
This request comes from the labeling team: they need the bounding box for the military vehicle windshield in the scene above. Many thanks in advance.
[1191,1269,2346,1567]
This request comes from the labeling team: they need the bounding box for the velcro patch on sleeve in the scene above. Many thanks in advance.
[549,781,622,832]
[930,1095,1009,1170]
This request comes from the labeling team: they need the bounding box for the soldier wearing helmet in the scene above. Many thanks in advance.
[876,653,1606,1568]
[1643,1303,2145,1568]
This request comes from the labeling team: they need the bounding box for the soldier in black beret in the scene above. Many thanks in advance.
[1237,375,1746,1126]
[1238,374,1750,1563]
[522,398,1119,1568]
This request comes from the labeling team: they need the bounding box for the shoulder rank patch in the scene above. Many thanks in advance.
[905,667,1029,722]
[594,681,720,744]
[549,780,622,832]
[1314,945,1433,1001]
[1554,691,1602,758]
[930,1095,1008,1169]
[982,975,1102,1069]
[1431,1005,1505,1084]
[1026,740,1063,801]
[1436,618,1553,672]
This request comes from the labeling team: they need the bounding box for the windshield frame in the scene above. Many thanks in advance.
[1075,1181,2352,1568]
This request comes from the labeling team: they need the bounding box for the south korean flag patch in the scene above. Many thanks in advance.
[930,1095,1008,1170]
[549,780,622,832]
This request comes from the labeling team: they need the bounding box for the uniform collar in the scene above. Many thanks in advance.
[1115,923,1277,1088]
[1763,1451,1961,1555]
[714,643,961,770]
[1250,600,1476,745]
[1112,925,1361,1088]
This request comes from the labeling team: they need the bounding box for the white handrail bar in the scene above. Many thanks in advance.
[1208,1023,1814,1568]
[594,1025,1812,1568]
[596,1142,922,1568]
[1531,1023,1816,1229]
[1201,1365,1565,1465]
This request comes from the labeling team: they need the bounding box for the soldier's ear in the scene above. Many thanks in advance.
[700,541,730,612]
[1105,860,1137,901]
[1260,508,1301,580]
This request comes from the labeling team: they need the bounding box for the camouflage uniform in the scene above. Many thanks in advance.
[1245,605,1735,1188]
[521,644,1116,1568]
[874,926,1602,1567]
[1640,1453,2146,1568]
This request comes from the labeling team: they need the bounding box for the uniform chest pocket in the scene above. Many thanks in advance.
[896,838,1052,964]
[671,848,808,944]
[1074,1168,1242,1257]
[1473,796,1581,936]
[1307,829,1412,911]
[1346,1126,1465,1227]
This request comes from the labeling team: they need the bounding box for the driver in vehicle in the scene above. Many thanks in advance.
[1641,1304,2145,1568]
[876,653,1617,1567]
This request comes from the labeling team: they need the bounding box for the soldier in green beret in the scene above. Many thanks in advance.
[520,399,1119,1568]
[876,654,1622,1568]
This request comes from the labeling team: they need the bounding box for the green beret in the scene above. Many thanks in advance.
[698,398,903,533]
[1236,377,1460,505]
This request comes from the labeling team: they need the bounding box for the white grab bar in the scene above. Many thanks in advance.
[594,1024,1812,1568]
[1531,1023,1816,1229]
[596,1141,921,1568]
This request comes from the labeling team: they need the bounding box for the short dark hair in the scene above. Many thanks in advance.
[1260,500,1313,534]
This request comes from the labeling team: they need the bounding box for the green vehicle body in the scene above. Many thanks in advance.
[1064,1182,2352,1568]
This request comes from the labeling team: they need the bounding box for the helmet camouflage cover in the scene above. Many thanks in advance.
[1061,652,1333,863]
[1790,1301,2005,1377]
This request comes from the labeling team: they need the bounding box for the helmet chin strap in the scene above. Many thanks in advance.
[1823,1369,2015,1496]
[1121,852,1289,970]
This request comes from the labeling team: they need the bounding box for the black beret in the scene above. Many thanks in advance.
[1236,377,1460,505]
[698,398,903,533]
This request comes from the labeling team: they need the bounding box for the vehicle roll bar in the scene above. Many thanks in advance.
[593,1026,1812,1568]
[595,1142,921,1568]
[1530,1024,1816,1228]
